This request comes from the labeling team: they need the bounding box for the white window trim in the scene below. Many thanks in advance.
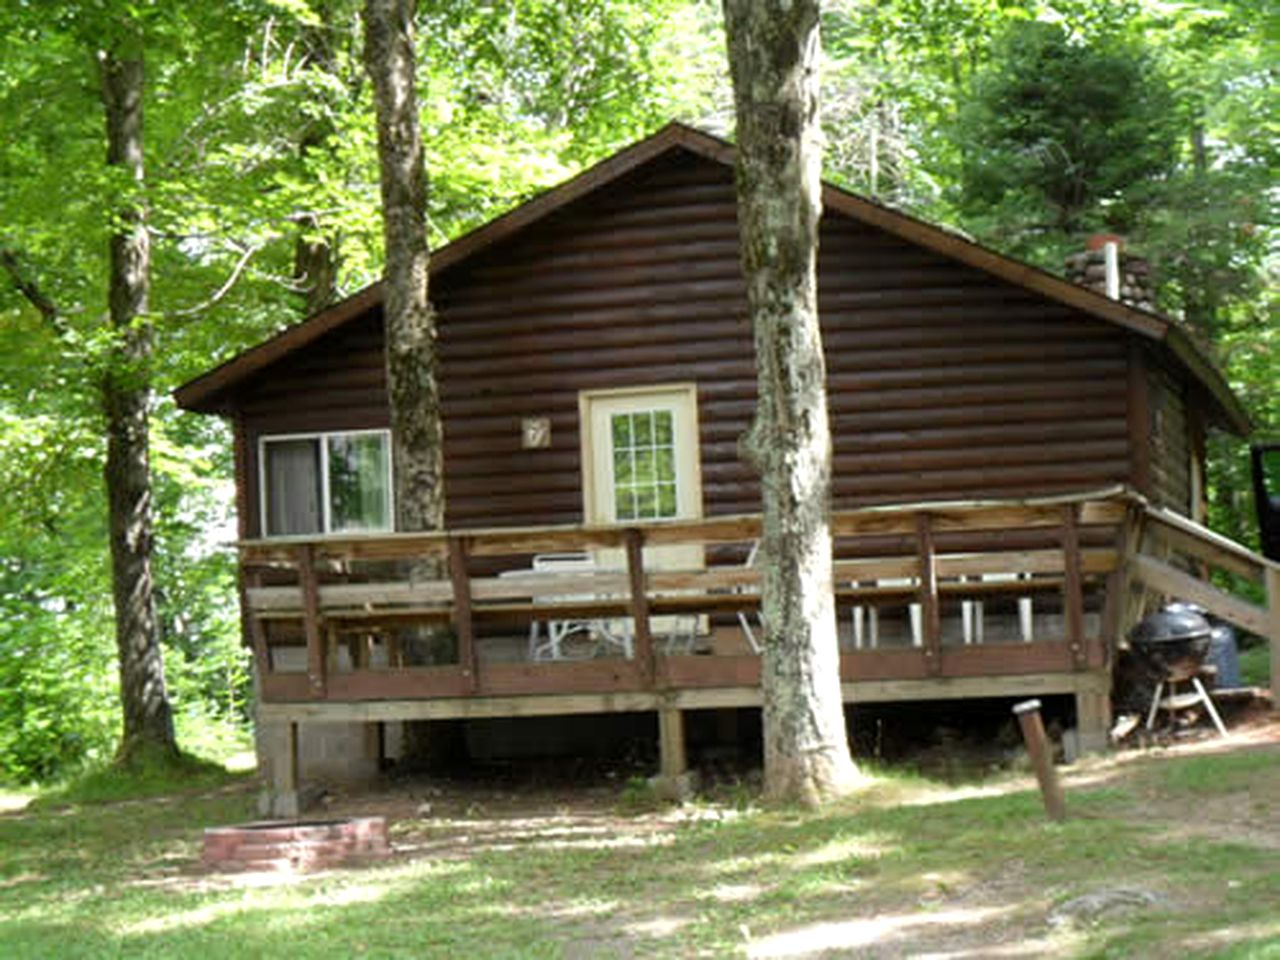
[258,428,394,538]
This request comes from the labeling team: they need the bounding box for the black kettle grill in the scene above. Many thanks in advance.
[1128,604,1213,682]
[1130,604,1227,736]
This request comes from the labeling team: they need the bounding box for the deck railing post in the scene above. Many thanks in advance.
[1062,505,1086,670]
[447,537,478,693]
[916,513,942,675]
[1101,504,1140,667]
[625,528,656,687]
[297,545,326,699]
[1121,508,1150,634]
[243,566,271,682]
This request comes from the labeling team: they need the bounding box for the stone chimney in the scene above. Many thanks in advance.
[1065,234,1156,312]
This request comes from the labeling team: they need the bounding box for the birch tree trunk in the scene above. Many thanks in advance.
[363,0,443,539]
[723,0,859,806]
[99,42,178,763]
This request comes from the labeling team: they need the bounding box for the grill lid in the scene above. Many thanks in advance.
[1129,606,1212,646]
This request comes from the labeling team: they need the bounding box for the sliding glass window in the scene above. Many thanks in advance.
[260,430,392,536]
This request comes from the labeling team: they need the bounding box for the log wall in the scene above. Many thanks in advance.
[1148,356,1193,515]
[233,148,1170,537]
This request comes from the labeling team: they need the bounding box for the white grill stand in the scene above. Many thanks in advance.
[1144,675,1229,738]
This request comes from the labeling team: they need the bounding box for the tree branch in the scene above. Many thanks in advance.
[166,243,262,319]
[0,247,66,334]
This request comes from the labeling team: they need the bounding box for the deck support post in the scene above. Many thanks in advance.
[261,719,301,818]
[1073,684,1111,756]
[654,705,691,801]
[1267,564,1279,710]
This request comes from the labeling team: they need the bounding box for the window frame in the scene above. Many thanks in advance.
[258,428,394,538]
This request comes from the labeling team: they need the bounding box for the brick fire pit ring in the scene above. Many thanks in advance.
[203,817,390,872]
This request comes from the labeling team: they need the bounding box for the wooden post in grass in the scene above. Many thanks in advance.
[1013,699,1066,822]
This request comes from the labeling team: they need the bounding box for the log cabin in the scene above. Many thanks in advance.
[175,122,1278,815]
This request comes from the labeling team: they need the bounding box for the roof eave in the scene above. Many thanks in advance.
[173,283,385,414]
[1163,326,1252,436]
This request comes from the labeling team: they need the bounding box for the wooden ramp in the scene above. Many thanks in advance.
[1123,498,1279,705]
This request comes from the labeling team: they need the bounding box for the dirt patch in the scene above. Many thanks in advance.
[307,714,1280,868]
[318,777,727,865]
[1069,712,1280,852]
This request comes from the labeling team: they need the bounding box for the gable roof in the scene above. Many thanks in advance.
[174,121,1249,435]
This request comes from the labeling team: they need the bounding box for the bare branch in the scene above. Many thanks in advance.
[166,243,261,319]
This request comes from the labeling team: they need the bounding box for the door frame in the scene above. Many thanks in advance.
[578,382,703,526]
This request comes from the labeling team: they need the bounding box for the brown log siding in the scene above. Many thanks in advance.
[233,149,1162,537]
[1148,358,1193,514]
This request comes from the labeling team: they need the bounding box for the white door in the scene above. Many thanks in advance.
[580,385,705,639]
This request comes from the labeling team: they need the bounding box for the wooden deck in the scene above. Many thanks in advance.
[243,492,1129,700]
[239,487,1280,814]
[240,487,1278,707]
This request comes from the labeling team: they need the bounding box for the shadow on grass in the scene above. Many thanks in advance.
[2,750,1278,959]
[34,751,250,809]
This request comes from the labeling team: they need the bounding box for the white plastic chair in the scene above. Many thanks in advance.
[526,552,610,660]
[524,552,692,660]
[738,544,890,653]
[736,541,763,654]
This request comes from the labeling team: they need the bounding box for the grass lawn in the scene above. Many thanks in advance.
[1239,641,1271,689]
[1,725,1277,959]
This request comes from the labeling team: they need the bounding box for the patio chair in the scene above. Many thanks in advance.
[524,552,676,660]
[527,552,610,660]
[735,540,763,654]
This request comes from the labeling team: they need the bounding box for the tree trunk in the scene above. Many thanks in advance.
[364,0,449,713]
[1181,123,1212,334]
[293,11,341,316]
[294,227,338,316]
[363,0,443,538]
[99,44,178,763]
[723,0,859,806]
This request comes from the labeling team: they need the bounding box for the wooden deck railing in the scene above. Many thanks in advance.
[238,488,1154,704]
